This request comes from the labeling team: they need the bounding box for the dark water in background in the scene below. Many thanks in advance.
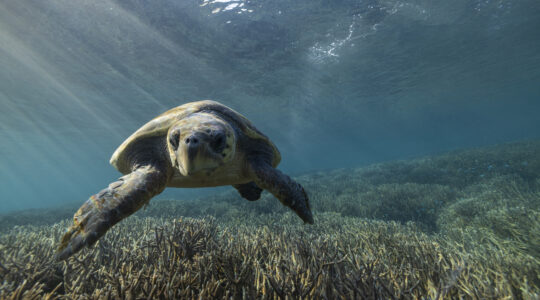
[0,0,539,213]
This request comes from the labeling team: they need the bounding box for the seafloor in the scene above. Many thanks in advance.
[1,140,539,299]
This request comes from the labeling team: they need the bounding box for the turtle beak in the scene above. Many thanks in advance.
[176,159,188,176]
[177,130,225,176]
[178,133,210,176]
[178,152,194,176]
[178,155,191,176]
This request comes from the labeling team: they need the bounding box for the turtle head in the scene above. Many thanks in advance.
[167,113,236,176]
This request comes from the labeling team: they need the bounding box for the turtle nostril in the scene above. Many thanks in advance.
[185,137,198,145]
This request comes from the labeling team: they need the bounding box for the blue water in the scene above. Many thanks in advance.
[0,0,539,212]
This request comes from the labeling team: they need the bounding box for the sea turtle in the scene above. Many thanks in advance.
[56,100,313,260]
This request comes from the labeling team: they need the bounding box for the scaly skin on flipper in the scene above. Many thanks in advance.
[56,165,169,261]
[233,182,263,201]
[250,160,314,224]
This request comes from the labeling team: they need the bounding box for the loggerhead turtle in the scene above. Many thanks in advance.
[56,100,313,260]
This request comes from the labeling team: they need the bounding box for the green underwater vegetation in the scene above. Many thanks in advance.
[1,140,539,299]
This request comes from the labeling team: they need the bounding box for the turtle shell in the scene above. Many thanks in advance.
[110,100,281,174]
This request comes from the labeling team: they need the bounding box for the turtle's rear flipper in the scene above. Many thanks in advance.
[56,165,168,261]
[233,182,263,201]
[251,161,314,224]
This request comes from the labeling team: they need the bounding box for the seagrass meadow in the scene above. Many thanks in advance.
[1,140,539,299]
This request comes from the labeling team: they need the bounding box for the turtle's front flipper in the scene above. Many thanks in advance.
[250,161,314,224]
[56,164,169,261]
[233,182,262,201]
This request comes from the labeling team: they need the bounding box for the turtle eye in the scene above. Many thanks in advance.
[211,132,226,153]
[170,130,180,150]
